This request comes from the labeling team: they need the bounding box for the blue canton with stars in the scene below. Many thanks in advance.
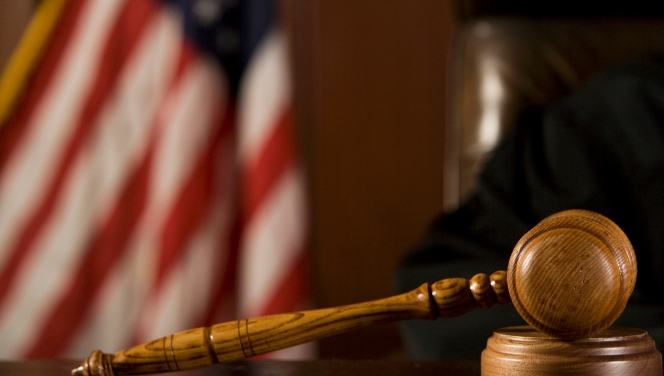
[164,0,276,97]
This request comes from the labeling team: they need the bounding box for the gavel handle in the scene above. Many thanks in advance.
[73,271,509,376]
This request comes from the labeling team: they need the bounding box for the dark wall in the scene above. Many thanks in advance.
[288,0,456,358]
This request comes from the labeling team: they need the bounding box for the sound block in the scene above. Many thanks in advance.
[481,325,662,375]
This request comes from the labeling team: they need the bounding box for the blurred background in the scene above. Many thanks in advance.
[3,0,663,362]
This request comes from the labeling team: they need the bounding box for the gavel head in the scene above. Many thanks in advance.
[507,209,637,340]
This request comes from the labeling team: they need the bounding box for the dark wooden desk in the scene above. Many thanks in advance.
[0,359,481,376]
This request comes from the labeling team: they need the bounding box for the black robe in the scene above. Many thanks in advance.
[396,53,664,360]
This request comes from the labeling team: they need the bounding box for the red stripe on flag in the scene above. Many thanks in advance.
[258,249,309,316]
[24,139,156,358]
[241,108,295,222]
[0,0,85,173]
[0,0,158,316]
[155,104,234,286]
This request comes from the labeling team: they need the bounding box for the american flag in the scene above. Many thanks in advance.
[0,0,312,359]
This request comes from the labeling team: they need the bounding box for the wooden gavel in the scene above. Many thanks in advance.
[73,209,637,376]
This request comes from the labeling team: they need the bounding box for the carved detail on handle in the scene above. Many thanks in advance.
[72,350,114,376]
[72,271,509,376]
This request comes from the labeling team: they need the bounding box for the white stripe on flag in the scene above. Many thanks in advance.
[239,166,307,317]
[236,29,291,165]
[132,55,228,340]
[150,59,227,217]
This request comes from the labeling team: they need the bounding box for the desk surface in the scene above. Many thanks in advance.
[0,359,481,376]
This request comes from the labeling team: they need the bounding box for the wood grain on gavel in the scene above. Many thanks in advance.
[73,209,637,376]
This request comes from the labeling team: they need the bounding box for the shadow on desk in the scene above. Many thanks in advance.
[0,359,481,376]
